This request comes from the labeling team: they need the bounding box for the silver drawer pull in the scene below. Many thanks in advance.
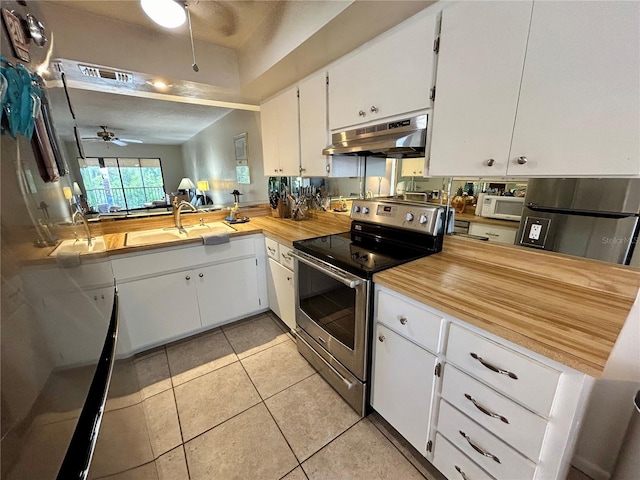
[470,353,518,380]
[267,246,276,253]
[464,393,509,424]
[454,466,469,480]
[399,316,408,325]
[459,431,501,464]
[378,335,385,342]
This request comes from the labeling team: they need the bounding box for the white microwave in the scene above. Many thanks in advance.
[480,195,524,221]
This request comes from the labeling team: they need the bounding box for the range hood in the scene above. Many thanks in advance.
[323,114,427,158]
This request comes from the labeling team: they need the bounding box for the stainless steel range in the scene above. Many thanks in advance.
[291,200,446,415]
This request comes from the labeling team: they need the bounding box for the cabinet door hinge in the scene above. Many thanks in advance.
[433,36,440,54]
[326,163,331,173]
[255,258,258,266]
[434,362,441,377]
[258,298,261,306]
[430,85,436,102]
[326,73,329,85]
[426,440,433,453]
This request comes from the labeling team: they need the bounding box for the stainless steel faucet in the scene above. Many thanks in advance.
[173,199,197,230]
[72,209,92,247]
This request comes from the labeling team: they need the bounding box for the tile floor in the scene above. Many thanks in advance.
[90,312,442,480]
[89,311,592,480]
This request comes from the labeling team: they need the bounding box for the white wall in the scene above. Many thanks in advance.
[181,110,265,206]
[64,141,185,195]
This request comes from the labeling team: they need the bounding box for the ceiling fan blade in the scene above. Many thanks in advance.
[111,139,128,146]
[118,138,143,144]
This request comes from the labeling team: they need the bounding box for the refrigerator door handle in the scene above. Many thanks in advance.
[526,204,639,219]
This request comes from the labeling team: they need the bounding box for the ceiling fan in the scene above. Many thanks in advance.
[82,126,143,146]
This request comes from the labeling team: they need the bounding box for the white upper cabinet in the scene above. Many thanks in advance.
[429,1,532,177]
[328,10,437,131]
[299,72,330,177]
[508,1,640,176]
[260,86,300,177]
[429,1,640,177]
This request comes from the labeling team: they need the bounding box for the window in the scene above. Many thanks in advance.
[79,157,166,212]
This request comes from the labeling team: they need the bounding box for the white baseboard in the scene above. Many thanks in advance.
[573,455,611,480]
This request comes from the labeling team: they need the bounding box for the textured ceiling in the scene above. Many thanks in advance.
[48,0,280,50]
[49,87,233,145]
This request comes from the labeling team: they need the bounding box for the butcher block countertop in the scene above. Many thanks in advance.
[374,235,640,377]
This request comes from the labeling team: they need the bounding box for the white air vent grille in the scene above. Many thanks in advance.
[78,64,133,83]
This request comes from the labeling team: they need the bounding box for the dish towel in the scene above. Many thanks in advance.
[200,231,230,245]
[56,251,81,268]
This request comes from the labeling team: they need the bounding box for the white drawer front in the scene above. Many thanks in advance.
[376,289,442,352]
[279,245,294,270]
[446,324,560,417]
[442,364,548,462]
[438,401,536,480]
[468,223,517,244]
[112,237,256,281]
[433,433,496,480]
[265,237,279,261]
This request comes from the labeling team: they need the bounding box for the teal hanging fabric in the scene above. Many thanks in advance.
[0,56,41,139]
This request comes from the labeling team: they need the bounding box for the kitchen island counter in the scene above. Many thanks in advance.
[373,234,640,377]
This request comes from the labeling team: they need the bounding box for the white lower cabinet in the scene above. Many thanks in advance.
[118,270,202,352]
[113,236,266,353]
[371,323,437,453]
[265,238,295,332]
[372,285,593,480]
[197,258,262,327]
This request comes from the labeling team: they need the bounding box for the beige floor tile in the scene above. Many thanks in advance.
[105,358,143,411]
[96,462,158,480]
[185,403,298,480]
[266,374,360,461]
[174,361,261,441]
[368,411,444,480]
[281,466,308,480]
[156,446,189,480]
[302,418,425,480]
[134,349,172,400]
[166,330,237,386]
[223,314,290,359]
[241,340,316,399]
[89,403,155,478]
[4,418,76,480]
[142,389,182,458]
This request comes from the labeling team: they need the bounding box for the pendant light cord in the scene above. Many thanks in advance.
[186,3,199,72]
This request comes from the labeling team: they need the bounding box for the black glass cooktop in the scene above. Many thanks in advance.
[293,230,436,278]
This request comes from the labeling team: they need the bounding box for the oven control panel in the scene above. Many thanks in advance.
[350,200,444,234]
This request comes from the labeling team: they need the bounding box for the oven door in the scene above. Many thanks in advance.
[291,250,370,381]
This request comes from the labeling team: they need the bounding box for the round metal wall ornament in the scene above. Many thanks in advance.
[25,13,46,47]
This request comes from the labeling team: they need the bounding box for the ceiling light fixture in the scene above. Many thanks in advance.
[140,0,186,29]
[145,80,172,90]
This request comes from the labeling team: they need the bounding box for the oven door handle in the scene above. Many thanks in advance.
[289,251,362,289]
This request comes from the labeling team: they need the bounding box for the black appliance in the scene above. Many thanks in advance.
[291,199,445,415]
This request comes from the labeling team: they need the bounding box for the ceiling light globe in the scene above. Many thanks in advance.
[141,0,186,29]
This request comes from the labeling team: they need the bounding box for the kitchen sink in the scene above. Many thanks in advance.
[124,222,235,247]
[50,236,108,256]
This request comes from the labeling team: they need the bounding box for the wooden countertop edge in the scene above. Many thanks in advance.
[373,275,605,378]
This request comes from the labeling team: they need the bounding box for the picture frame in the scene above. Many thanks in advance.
[234,133,248,162]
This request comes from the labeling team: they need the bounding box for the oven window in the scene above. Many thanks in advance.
[298,262,356,350]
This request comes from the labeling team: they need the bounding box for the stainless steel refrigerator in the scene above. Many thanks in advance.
[0,2,146,478]
[517,178,640,265]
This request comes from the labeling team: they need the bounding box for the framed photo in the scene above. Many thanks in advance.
[234,133,248,162]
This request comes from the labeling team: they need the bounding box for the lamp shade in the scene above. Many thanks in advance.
[177,178,196,191]
[197,180,210,191]
[63,187,73,200]
[140,0,186,29]
[72,182,82,196]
